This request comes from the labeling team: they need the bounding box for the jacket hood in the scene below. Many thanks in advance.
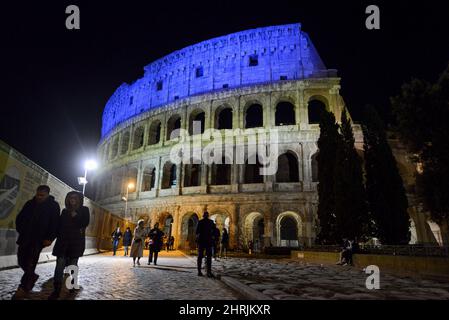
[65,191,84,210]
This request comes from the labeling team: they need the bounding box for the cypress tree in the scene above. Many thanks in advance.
[334,109,370,241]
[316,110,340,244]
[362,105,410,244]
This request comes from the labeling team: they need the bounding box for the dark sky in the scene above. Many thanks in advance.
[1,0,449,192]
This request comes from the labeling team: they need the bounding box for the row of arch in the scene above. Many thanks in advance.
[103,98,327,161]
[96,151,320,200]
[139,210,305,250]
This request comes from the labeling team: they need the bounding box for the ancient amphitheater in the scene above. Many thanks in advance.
[95,23,363,250]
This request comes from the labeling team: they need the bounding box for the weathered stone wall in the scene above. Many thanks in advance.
[95,78,357,250]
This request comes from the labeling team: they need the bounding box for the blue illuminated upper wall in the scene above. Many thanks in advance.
[101,23,330,137]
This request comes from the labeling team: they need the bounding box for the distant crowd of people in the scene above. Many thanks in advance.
[116,211,230,277]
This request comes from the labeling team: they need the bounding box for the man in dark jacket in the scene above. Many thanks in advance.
[111,227,122,256]
[148,223,164,265]
[48,191,90,300]
[196,211,215,278]
[13,185,60,299]
[123,227,133,256]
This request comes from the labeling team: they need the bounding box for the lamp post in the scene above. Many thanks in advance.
[123,182,135,219]
[78,160,98,195]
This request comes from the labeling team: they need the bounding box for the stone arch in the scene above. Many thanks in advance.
[141,164,156,192]
[132,126,145,150]
[307,95,328,124]
[148,120,161,145]
[210,211,230,233]
[167,114,181,140]
[157,213,174,238]
[243,212,265,250]
[211,155,232,185]
[189,108,206,135]
[161,161,177,189]
[111,136,119,159]
[183,157,202,187]
[215,105,233,129]
[120,131,130,155]
[244,153,264,183]
[275,101,296,126]
[244,103,263,128]
[275,211,303,247]
[276,151,299,182]
[126,167,138,193]
[181,212,199,250]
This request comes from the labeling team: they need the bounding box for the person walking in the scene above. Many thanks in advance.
[213,225,220,261]
[220,228,229,259]
[13,185,60,300]
[169,236,175,251]
[130,220,146,267]
[111,227,122,256]
[148,223,164,265]
[48,191,90,300]
[123,227,132,256]
[196,211,215,278]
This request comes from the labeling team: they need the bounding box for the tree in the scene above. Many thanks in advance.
[391,64,449,227]
[334,109,370,241]
[316,110,340,244]
[362,105,410,244]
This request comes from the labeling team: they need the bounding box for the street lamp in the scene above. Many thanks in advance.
[78,160,98,195]
[122,182,135,219]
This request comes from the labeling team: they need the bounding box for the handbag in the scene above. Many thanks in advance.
[134,238,142,243]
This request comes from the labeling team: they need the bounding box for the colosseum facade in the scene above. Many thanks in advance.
[94,23,364,250]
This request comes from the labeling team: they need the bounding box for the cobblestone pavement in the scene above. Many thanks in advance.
[209,256,449,300]
[3,252,449,300]
[0,250,238,300]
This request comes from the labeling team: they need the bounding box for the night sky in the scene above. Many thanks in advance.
[1,0,448,192]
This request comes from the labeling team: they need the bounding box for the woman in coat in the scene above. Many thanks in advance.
[49,191,90,300]
[122,227,133,256]
[130,220,146,266]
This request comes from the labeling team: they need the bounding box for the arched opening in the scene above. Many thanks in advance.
[126,167,138,193]
[167,115,181,140]
[183,159,202,187]
[163,215,173,239]
[189,109,205,135]
[275,101,296,126]
[211,157,232,185]
[210,212,230,241]
[276,152,299,182]
[111,137,119,159]
[161,162,177,189]
[308,98,327,124]
[311,152,319,182]
[216,107,233,129]
[120,132,130,155]
[245,104,263,128]
[141,165,156,192]
[148,120,161,145]
[133,126,145,150]
[244,212,265,251]
[244,154,264,184]
[280,216,299,247]
[181,213,199,250]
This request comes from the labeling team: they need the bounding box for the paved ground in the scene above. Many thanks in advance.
[2,251,449,300]
[212,256,449,300]
[0,250,238,300]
